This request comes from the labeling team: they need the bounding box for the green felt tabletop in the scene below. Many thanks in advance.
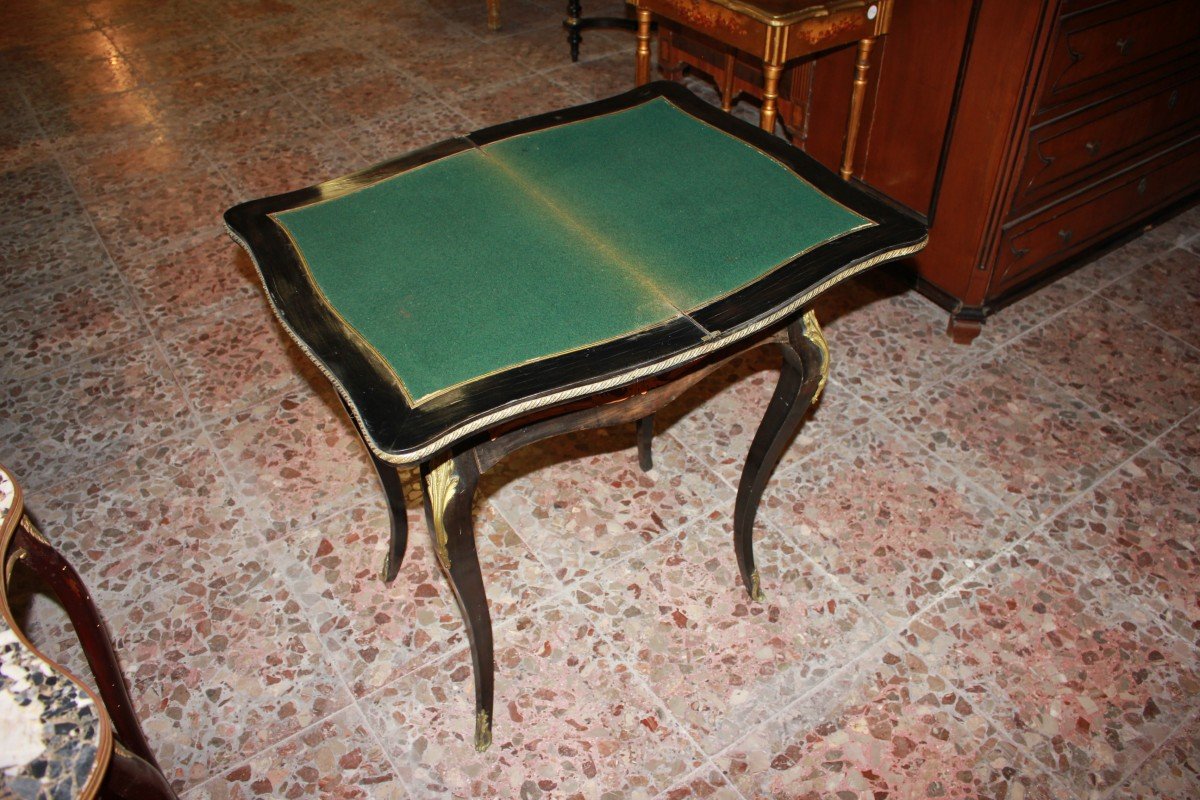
[272,98,870,404]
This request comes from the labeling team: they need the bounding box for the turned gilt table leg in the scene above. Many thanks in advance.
[759,61,783,134]
[635,8,653,85]
[840,37,875,180]
[720,51,737,111]
[486,0,500,31]
[733,311,829,601]
[422,452,494,751]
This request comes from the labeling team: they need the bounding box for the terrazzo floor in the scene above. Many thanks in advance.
[2,0,1199,797]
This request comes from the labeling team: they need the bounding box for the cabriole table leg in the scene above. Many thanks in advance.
[732,310,829,601]
[421,452,494,751]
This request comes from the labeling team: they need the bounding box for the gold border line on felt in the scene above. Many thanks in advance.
[268,217,417,405]
[385,236,927,463]
[258,95,885,412]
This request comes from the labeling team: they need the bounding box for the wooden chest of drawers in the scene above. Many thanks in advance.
[770,0,1200,341]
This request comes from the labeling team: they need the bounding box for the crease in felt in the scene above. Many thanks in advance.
[476,143,701,330]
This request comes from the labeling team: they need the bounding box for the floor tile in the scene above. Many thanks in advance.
[486,427,734,587]
[1144,204,1200,249]
[573,522,885,754]
[1103,247,1200,349]
[258,43,379,91]
[57,127,215,198]
[334,105,473,165]
[1110,712,1200,800]
[0,339,196,494]
[437,0,558,35]
[297,68,435,132]
[1157,411,1200,475]
[1010,295,1200,439]
[20,52,143,109]
[279,500,555,697]
[218,136,363,199]
[32,88,167,147]
[1045,449,1200,648]
[655,768,744,800]
[187,95,317,159]
[977,270,1094,345]
[0,10,101,50]
[122,33,249,82]
[4,29,121,72]
[718,642,1065,800]
[187,707,406,800]
[208,388,378,539]
[103,17,218,53]
[203,0,308,29]
[116,535,355,791]
[85,166,238,261]
[893,353,1144,521]
[20,436,255,651]
[116,228,261,333]
[546,51,632,102]
[4,3,1198,794]
[0,207,111,296]
[215,17,341,58]
[358,595,705,798]
[145,64,283,125]
[159,295,321,421]
[763,418,1024,628]
[817,289,988,411]
[455,73,585,128]
[0,261,146,379]
[0,159,81,222]
[902,538,1200,797]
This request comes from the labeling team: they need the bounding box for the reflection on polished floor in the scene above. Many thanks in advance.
[2,0,1199,797]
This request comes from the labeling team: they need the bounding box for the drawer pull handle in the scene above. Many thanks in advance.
[1168,90,1179,109]
[1137,178,1148,195]
[1085,140,1100,156]
[1058,229,1074,246]
[1116,37,1133,55]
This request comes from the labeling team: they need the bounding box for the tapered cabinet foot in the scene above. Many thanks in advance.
[732,311,829,600]
[636,414,655,471]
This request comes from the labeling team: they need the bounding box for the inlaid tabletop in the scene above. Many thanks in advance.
[226,82,926,462]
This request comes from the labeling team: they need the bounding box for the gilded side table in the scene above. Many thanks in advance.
[225,82,926,751]
[632,0,891,179]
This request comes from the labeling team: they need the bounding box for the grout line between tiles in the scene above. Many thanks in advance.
[1100,705,1200,800]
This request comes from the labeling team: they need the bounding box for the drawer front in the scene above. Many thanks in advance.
[1039,0,1200,112]
[1016,71,1200,209]
[994,137,1200,293]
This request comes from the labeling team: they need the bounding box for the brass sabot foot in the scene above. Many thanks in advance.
[475,709,492,752]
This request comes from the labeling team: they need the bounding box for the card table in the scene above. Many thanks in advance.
[224,82,926,751]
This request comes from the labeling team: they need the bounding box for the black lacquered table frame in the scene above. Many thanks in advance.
[350,310,828,751]
[225,81,926,751]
